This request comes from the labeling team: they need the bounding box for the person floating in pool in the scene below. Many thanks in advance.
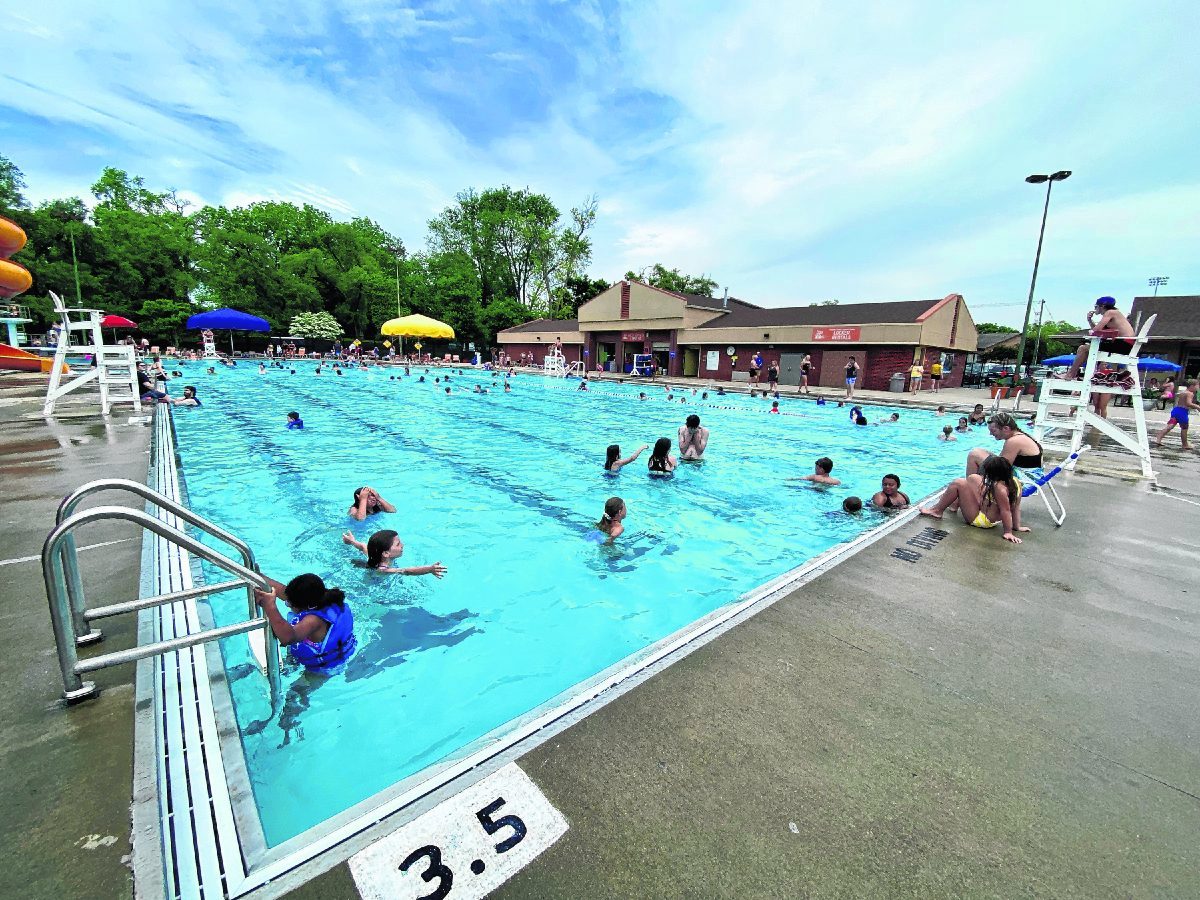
[504,381,512,393]
[938,425,956,441]
[801,456,840,486]
[769,401,780,414]
[955,416,971,434]
[342,530,447,577]
[348,486,395,521]
[678,414,709,460]
[871,473,910,510]
[919,455,1029,544]
[258,362,267,375]
[968,404,987,425]
[253,573,357,676]
[842,496,863,514]
[605,443,649,475]
[648,437,677,475]
[875,412,901,424]
[286,411,304,429]
[593,497,626,544]
[935,405,946,416]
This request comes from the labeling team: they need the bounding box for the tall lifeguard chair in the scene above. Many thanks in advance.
[543,346,567,376]
[201,328,218,358]
[1033,314,1157,478]
[43,291,141,417]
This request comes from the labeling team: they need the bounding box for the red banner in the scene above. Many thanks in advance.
[620,331,647,342]
[811,326,861,342]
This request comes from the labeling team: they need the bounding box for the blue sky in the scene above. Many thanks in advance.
[2,0,1197,327]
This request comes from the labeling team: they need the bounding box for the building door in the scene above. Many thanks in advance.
[598,342,615,371]
[779,352,805,386]
[683,348,699,376]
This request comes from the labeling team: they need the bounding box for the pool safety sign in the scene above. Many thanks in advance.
[349,764,568,900]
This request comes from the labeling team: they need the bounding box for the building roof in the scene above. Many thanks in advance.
[694,297,945,329]
[1129,295,1200,339]
[977,331,1021,351]
[498,318,580,335]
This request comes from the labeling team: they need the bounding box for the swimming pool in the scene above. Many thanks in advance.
[169,364,972,847]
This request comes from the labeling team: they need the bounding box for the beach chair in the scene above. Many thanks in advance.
[1017,449,1082,527]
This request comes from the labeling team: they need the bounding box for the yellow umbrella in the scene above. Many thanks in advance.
[381,314,454,356]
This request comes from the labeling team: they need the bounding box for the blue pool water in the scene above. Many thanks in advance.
[170,363,975,844]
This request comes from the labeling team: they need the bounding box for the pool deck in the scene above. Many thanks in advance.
[2,368,1198,899]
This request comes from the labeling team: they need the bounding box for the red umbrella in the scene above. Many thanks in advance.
[100,314,138,345]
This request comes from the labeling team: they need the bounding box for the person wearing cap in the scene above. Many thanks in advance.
[1064,296,1135,380]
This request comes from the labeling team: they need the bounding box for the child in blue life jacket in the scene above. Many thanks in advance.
[286,411,304,429]
[254,574,357,676]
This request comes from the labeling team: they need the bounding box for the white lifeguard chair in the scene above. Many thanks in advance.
[543,347,567,377]
[1033,314,1157,478]
[43,291,141,417]
[201,328,218,359]
[632,353,655,377]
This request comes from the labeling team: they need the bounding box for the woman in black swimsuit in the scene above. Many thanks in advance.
[872,473,910,510]
[965,411,1042,477]
[647,437,677,475]
[800,355,812,394]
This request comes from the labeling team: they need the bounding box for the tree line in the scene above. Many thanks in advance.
[0,154,621,349]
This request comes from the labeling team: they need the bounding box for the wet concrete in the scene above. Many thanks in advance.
[0,374,150,900]
[4,367,1199,899]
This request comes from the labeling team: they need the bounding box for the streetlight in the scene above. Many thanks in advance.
[1015,170,1071,379]
[1148,275,1169,296]
[386,243,403,317]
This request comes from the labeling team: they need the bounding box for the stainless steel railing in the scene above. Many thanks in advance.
[43,483,281,704]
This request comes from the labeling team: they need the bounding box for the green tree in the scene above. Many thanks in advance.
[290,311,344,339]
[975,322,1018,334]
[624,264,718,297]
[137,298,195,347]
[553,275,609,319]
[0,154,28,211]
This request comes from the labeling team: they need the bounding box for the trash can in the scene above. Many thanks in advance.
[888,372,906,392]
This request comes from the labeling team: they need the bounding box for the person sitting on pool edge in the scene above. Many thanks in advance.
[919,455,1030,544]
[253,573,357,676]
[872,473,910,510]
[593,497,627,544]
[286,411,303,429]
[678,414,709,460]
[342,530,447,577]
[605,443,649,475]
[964,412,1041,478]
[348,486,396,521]
[648,437,677,475]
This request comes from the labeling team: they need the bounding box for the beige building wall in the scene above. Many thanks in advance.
[915,295,977,352]
[679,322,925,346]
[497,328,585,346]
[579,281,688,327]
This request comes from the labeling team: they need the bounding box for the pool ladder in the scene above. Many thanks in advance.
[42,479,281,705]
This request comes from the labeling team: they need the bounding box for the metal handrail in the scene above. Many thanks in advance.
[55,478,259,644]
[43,505,281,704]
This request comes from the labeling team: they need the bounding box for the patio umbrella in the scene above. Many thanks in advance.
[100,314,137,345]
[187,308,271,354]
[381,313,454,356]
[1042,353,1181,372]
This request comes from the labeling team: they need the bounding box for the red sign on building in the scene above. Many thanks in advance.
[621,331,647,342]
[811,327,861,342]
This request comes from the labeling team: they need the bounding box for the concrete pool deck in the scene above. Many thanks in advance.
[2,369,1198,899]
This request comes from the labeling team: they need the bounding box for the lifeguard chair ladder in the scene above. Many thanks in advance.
[543,347,567,376]
[43,291,141,416]
[1033,314,1157,478]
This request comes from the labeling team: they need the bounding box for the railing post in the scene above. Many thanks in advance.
[60,533,102,645]
[42,545,97,702]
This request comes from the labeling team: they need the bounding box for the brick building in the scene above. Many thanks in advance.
[498,280,978,391]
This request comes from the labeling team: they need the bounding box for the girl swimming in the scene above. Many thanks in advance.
[604,443,649,474]
[594,497,627,543]
[253,573,357,675]
[342,530,447,577]
[647,437,677,475]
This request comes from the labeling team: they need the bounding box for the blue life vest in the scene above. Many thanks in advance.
[286,604,357,675]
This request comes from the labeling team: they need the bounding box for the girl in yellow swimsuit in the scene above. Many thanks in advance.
[918,455,1031,544]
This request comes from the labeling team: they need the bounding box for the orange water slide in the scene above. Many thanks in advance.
[0,214,62,373]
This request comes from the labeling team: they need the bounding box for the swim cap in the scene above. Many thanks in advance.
[1095,296,1117,309]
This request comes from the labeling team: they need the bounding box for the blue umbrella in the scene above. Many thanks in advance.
[1042,353,1180,372]
[187,308,270,354]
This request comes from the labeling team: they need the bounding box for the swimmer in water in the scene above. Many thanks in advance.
[800,456,840,485]
[604,443,649,474]
[648,437,677,475]
[348,486,396,521]
[842,496,863,514]
[594,497,627,544]
[342,530,447,576]
[871,473,910,510]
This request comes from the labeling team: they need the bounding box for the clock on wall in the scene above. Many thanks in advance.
[726,346,735,355]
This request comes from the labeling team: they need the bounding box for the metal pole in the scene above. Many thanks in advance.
[395,256,401,317]
[1031,299,1045,371]
[1015,180,1054,380]
[68,226,83,306]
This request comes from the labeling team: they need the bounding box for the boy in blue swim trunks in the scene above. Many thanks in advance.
[1154,379,1199,450]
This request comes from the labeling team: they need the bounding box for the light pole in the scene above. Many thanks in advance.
[1030,298,1045,369]
[1148,275,1169,297]
[387,244,403,317]
[1016,170,1071,378]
